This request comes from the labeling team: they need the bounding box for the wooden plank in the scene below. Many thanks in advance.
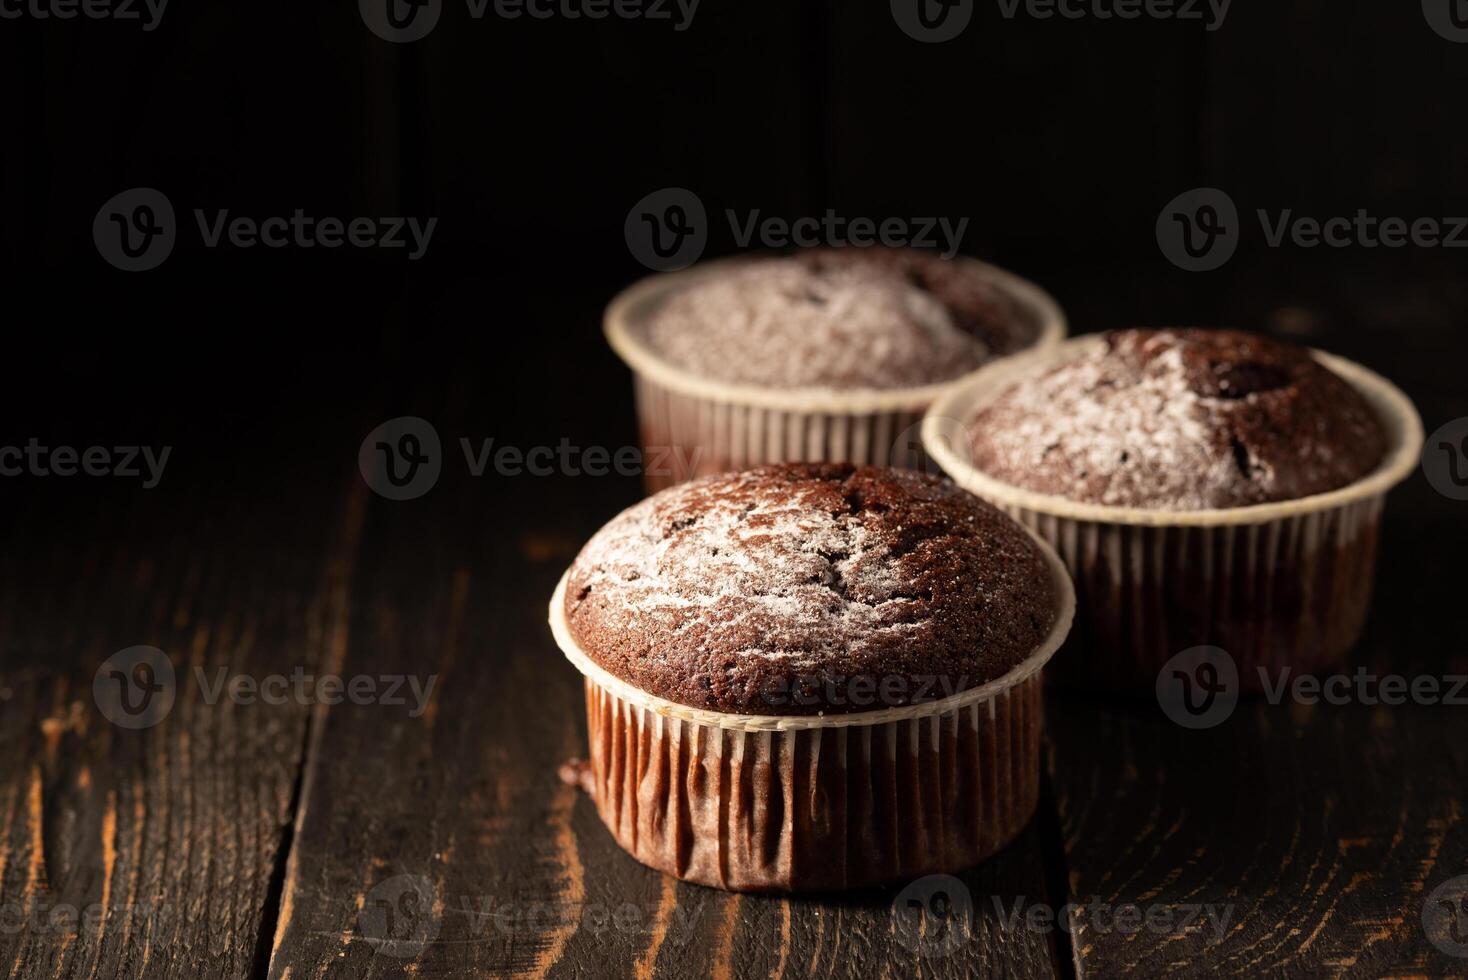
[265,473,1067,978]
[1048,689,1468,977]
[0,456,362,980]
[1039,260,1468,977]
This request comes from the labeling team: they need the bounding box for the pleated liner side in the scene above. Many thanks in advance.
[582,672,1045,893]
[1006,496,1385,691]
[634,375,925,493]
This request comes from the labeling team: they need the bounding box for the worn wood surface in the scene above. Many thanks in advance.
[0,453,359,979]
[259,467,1069,979]
[3,378,1465,979]
[8,0,1468,971]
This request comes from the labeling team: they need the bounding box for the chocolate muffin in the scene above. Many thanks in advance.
[605,249,1066,491]
[563,463,1058,715]
[637,248,1040,391]
[966,329,1388,510]
[550,463,1076,891]
[926,330,1422,693]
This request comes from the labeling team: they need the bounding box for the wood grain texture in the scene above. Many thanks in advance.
[262,472,1068,979]
[0,463,362,980]
[1049,692,1468,979]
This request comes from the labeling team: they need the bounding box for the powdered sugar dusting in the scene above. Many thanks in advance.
[967,330,1386,510]
[639,257,990,389]
[563,464,1059,715]
[571,474,922,666]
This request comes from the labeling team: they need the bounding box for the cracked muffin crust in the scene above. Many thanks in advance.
[636,248,1040,390]
[965,329,1388,510]
[563,463,1059,715]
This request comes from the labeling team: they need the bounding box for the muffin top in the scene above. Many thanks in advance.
[562,463,1059,716]
[635,248,1039,390]
[966,329,1387,510]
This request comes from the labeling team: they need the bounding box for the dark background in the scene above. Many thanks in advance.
[3,3,1468,977]
[5,0,1467,492]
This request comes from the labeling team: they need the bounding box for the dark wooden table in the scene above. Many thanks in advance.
[2,262,1466,979]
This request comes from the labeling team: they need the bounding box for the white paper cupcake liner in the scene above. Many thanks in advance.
[606,256,1067,492]
[922,335,1425,691]
[548,535,1076,893]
